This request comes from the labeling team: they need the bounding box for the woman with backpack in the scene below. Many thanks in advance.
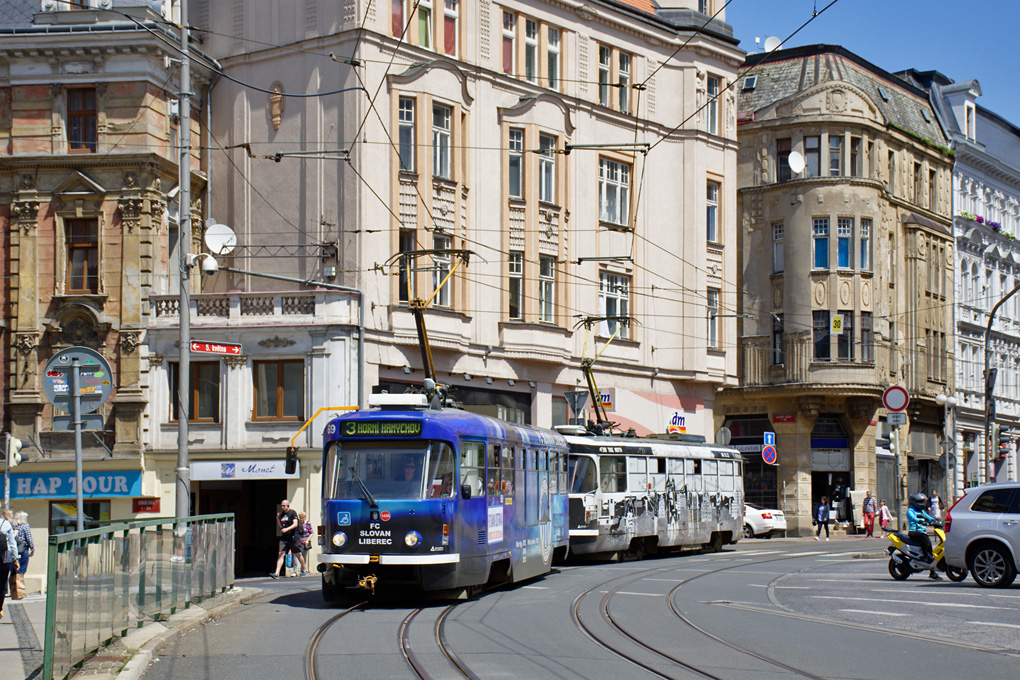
[0,509,18,620]
[10,511,34,599]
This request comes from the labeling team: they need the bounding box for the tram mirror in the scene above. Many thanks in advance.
[461,484,472,499]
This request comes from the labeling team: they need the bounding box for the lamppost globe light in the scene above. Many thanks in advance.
[935,393,948,406]
[947,397,957,409]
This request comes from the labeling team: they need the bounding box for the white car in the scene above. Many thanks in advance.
[743,503,787,539]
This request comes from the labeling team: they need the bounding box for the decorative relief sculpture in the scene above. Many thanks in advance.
[269,83,285,131]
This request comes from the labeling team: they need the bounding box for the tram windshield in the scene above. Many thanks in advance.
[568,455,598,494]
[324,440,456,500]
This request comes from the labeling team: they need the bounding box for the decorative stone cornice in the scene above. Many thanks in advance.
[149,355,164,367]
[120,331,141,354]
[224,354,248,368]
[10,201,40,232]
[258,336,297,348]
[118,197,144,230]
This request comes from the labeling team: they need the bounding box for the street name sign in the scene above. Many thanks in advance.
[190,341,242,355]
[888,412,908,426]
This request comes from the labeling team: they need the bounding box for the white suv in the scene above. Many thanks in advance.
[943,483,1020,588]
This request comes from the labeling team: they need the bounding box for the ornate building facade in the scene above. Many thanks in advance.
[720,45,955,534]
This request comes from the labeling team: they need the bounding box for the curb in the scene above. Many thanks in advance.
[111,587,264,680]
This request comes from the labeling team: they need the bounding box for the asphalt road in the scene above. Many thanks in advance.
[141,538,1020,680]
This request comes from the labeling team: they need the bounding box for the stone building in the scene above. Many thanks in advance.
[0,0,215,588]
[901,69,1020,489]
[719,45,955,534]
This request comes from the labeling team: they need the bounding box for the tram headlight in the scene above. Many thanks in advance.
[332,531,348,548]
[404,531,422,548]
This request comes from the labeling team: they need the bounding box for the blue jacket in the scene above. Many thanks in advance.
[816,504,830,523]
[907,506,935,532]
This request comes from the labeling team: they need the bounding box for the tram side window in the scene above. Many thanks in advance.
[627,456,647,493]
[540,450,550,521]
[704,459,718,492]
[427,443,456,498]
[461,441,486,498]
[549,451,558,494]
[488,444,502,504]
[600,456,626,492]
[559,452,568,492]
[526,449,538,526]
[718,460,734,492]
[515,448,525,527]
[502,445,514,495]
[668,458,684,484]
[688,459,701,492]
[569,456,598,493]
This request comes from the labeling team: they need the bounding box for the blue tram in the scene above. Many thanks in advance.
[317,393,570,597]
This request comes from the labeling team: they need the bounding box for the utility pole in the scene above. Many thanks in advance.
[983,281,1020,489]
[176,0,192,521]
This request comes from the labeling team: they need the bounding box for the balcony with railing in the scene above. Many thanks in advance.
[739,331,880,389]
[149,290,356,328]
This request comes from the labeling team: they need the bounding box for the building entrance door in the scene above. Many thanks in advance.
[198,479,287,576]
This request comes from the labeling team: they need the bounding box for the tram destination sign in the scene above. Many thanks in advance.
[340,420,423,437]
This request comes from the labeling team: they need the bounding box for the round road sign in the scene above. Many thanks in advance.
[762,445,777,465]
[42,346,115,415]
[882,385,909,412]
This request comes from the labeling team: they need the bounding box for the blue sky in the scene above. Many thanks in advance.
[727,0,1020,125]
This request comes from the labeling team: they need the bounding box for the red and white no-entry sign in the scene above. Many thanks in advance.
[882,385,909,412]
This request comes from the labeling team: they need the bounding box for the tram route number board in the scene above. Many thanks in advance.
[762,445,777,465]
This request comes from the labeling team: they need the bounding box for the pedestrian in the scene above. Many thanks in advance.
[862,490,878,538]
[270,499,307,579]
[878,499,893,535]
[0,509,17,620]
[928,490,941,520]
[814,496,830,541]
[297,512,313,577]
[10,511,34,599]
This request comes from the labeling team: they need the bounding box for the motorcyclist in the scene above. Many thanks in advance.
[907,492,941,580]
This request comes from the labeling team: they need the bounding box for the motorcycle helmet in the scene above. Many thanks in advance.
[909,492,928,511]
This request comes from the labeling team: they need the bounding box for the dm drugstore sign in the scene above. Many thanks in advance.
[11,471,142,499]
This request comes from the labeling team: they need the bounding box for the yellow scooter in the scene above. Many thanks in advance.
[886,520,967,581]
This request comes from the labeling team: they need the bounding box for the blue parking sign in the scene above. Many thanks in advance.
[337,511,351,526]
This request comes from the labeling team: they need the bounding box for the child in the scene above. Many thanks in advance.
[878,499,893,534]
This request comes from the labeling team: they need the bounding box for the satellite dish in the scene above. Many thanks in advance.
[714,427,732,446]
[204,222,237,256]
[763,36,782,52]
[787,150,805,174]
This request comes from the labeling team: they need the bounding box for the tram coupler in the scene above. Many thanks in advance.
[357,574,378,594]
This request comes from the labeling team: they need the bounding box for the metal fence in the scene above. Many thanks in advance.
[42,513,235,680]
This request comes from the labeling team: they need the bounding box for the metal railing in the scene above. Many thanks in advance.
[42,513,235,680]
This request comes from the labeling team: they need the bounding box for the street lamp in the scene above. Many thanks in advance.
[935,393,957,505]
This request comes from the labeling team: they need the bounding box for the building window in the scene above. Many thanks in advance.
[772,314,784,365]
[432,104,451,179]
[772,223,784,274]
[707,76,719,135]
[398,97,415,172]
[538,134,556,203]
[829,135,842,176]
[443,0,458,56]
[539,256,555,322]
[887,151,896,195]
[965,103,975,140]
[392,0,405,36]
[524,19,538,84]
[508,251,523,319]
[699,0,711,12]
[849,137,860,177]
[599,272,630,337]
[861,312,873,363]
[860,218,871,271]
[598,46,611,107]
[508,128,524,198]
[169,361,220,422]
[68,88,97,152]
[813,218,829,269]
[805,136,820,177]
[398,229,414,303]
[598,158,630,226]
[837,311,854,360]
[547,27,560,90]
[777,138,791,182]
[928,169,937,210]
[706,288,719,349]
[254,360,304,420]
[502,11,515,75]
[66,218,99,293]
[837,217,852,269]
[813,311,830,360]
[418,0,433,49]
[619,52,631,113]
[706,180,719,243]
[914,162,923,205]
[432,234,451,307]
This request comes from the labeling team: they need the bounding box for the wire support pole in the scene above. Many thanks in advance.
[176,2,192,521]
[983,281,1020,487]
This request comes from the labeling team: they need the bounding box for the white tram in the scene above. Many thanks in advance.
[563,429,744,558]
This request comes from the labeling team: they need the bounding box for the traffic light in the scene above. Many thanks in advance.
[285,446,298,475]
[6,436,23,467]
[991,423,1001,458]
[999,425,1012,458]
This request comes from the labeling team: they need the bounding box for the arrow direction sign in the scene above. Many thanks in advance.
[190,341,242,355]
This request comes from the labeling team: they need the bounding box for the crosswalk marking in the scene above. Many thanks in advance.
[839,609,909,617]
[811,595,1012,611]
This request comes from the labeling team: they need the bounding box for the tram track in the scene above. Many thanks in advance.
[304,600,368,680]
[570,550,841,680]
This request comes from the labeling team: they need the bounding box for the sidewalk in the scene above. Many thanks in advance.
[1,587,260,680]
